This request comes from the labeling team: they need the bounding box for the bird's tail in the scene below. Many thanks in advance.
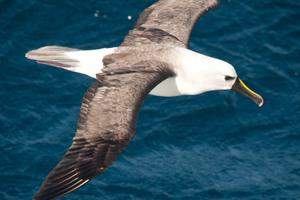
[25,45,116,78]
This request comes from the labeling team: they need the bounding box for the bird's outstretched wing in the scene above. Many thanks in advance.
[122,0,218,47]
[34,61,172,200]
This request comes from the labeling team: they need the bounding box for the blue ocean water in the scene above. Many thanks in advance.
[0,0,300,199]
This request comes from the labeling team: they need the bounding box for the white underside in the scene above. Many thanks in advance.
[25,46,180,96]
[149,77,180,96]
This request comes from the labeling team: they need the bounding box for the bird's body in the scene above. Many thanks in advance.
[27,45,235,96]
[25,0,263,199]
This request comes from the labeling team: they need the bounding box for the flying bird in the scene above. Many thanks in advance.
[26,0,264,199]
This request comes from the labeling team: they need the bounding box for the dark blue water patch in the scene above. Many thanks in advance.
[1,0,300,199]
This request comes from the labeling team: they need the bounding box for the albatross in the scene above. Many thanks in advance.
[26,0,264,199]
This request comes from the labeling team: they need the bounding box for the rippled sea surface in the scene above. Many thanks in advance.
[1,0,300,199]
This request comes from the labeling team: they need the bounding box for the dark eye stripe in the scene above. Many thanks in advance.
[225,76,235,81]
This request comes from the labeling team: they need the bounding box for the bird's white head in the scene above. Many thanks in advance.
[174,48,264,107]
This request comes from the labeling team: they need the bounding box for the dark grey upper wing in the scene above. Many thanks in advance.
[122,0,218,47]
[34,62,171,200]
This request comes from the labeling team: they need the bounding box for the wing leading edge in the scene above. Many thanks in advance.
[122,0,219,47]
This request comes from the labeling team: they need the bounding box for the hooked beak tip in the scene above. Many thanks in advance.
[257,96,264,107]
[232,77,264,107]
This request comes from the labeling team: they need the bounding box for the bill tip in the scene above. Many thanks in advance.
[258,98,264,107]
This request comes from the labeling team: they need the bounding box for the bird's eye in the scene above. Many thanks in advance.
[225,76,235,81]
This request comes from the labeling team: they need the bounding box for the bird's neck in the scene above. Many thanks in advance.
[170,48,227,95]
